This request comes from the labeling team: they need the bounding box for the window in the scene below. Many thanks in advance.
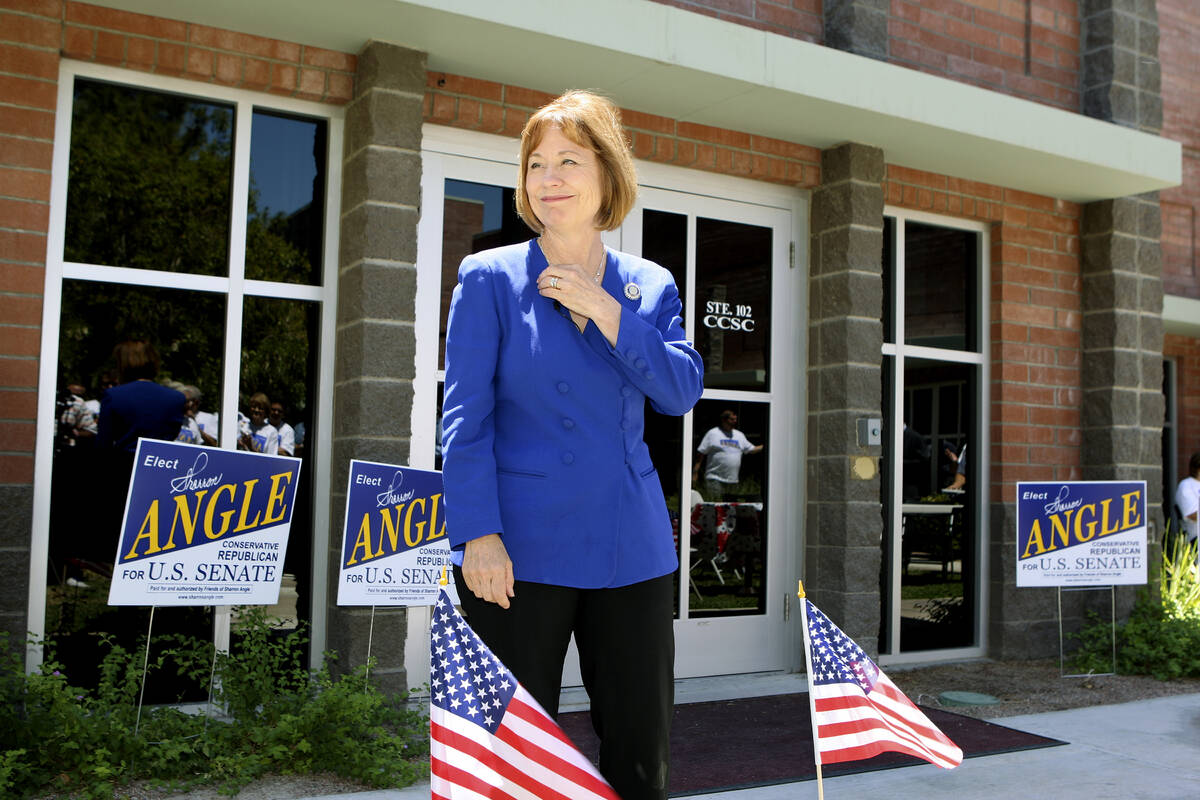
[33,64,342,680]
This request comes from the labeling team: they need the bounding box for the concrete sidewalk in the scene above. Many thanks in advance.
[299,689,1200,800]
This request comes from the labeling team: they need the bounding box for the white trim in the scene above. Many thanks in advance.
[1164,295,1200,339]
[26,59,344,671]
[103,0,1180,202]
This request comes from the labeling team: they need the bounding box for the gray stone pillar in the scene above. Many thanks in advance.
[1082,1,1162,133]
[823,0,888,61]
[806,143,885,655]
[1080,1,1165,621]
[327,41,426,693]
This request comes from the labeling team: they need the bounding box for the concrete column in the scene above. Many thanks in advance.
[326,41,426,693]
[1081,0,1162,133]
[823,0,889,61]
[805,143,885,655]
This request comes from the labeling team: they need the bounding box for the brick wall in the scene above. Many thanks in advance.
[424,72,823,188]
[1160,0,1199,300]
[885,165,1083,503]
[647,0,823,42]
[1166,333,1200,480]
[890,0,1079,111]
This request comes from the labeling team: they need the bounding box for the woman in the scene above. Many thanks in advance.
[441,90,703,799]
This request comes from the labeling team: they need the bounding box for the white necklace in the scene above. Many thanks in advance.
[540,237,604,283]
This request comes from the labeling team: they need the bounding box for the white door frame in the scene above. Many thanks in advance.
[411,126,806,688]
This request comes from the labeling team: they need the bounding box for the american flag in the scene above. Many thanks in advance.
[802,598,963,769]
[429,588,622,800]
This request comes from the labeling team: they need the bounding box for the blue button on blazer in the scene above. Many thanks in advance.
[441,240,704,588]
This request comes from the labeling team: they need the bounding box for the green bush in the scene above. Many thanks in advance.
[1074,531,1200,680]
[0,609,428,798]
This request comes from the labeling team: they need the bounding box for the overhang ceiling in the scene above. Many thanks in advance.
[103,0,1181,203]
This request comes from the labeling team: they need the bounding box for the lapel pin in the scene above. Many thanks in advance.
[624,282,641,300]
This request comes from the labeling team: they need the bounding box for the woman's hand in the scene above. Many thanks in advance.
[462,533,515,609]
[537,262,622,345]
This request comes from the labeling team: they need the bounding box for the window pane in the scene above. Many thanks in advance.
[246,110,327,284]
[641,209,687,317]
[904,222,977,351]
[883,216,895,344]
[66,78,233,275]
[696,218,771,390]
[439,179,530,368]
[687,399,769,616]
[897,359,977,652]
[239,296,320,634]
[47,280,224,699]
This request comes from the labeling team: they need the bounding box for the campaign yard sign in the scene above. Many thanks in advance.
[109,439,301,606]
[1016,481,1148,587]
[337,461,454,606]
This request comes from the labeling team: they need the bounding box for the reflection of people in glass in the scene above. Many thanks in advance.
[237,392,279,454]
[902,423,930,501]
[441,91,703,800]
[97,341,187,456]
[268,399,295,457]
[57,381,97,449]
[693,409,763,501]
[1175,452,1200,557]
[942,441,966,492]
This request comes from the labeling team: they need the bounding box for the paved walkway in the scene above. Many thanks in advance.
[299,681,1200,800]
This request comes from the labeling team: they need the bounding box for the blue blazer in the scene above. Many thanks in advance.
[441,239,704,588]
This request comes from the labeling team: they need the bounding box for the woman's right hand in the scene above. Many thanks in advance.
[462,533,515,609]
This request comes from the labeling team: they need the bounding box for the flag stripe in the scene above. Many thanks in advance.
[433,712,615,800]
[429,588,621,800]
[432,719,584,800]
[813,694,961,766]
[814,692,957,753]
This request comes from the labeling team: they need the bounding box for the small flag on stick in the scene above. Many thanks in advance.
[800,587,963,770]
[429,588,621,800]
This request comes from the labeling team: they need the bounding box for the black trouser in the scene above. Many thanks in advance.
[454,567,674,800]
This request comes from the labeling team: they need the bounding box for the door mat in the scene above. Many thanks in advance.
[557,692,1066,796]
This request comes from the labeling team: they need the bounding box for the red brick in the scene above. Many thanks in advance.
[0,263,43,293]
[0,420,34,450]
[188,25,299,62]
[455,97,480,128]
[477,102,503,134]
[503,85,555,109]
[0,324,39,356]
[185,46,214,79]
[622,108,675,136]
[0,167,50,202]
[0,0,61,16]
[125,35,155,69]
[0,228,46,263]
[677,121,752,149]
[302,45,354,72]
[0,453,34,482]
[0,73,56,110]
[0,293,39,325]
[157,41,184,74]
[94,29,123,65]
[500,108,524,138]
[0,196,48,231]
[61,23,93,59]
[0,134,52,170]
[270,63,297,95]
[0,355,37,387]
[0,41,56,79]
[295,68,325,100]
[213,52,241,86]
[66,3,185,40]
[0,10,59,47]
[430,93,455,124]
[327,72,353,104]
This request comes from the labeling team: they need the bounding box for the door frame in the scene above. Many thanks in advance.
[410,125,808,688]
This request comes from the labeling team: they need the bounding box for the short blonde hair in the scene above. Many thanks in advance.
[516,90,638,233]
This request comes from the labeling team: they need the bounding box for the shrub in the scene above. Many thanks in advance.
[0,609,428,798]
[1073,530,1200,680]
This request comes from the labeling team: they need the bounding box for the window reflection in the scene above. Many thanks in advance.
[642,209,687,312]
[239,296,319,633]
[904,222,976,351]
[686,399,768,616]
[66,79,233,275]
[47,280,223,699]
[246,111,327,284]
[695,218,771,390]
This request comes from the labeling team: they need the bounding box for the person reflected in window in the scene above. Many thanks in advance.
[97,341,187,458]
[268,400,295,457]
[58,381,97,450]
[692,409,763,502]
[942,441,967,493]
[237,392,279,454]
[1175,452,1200,562]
